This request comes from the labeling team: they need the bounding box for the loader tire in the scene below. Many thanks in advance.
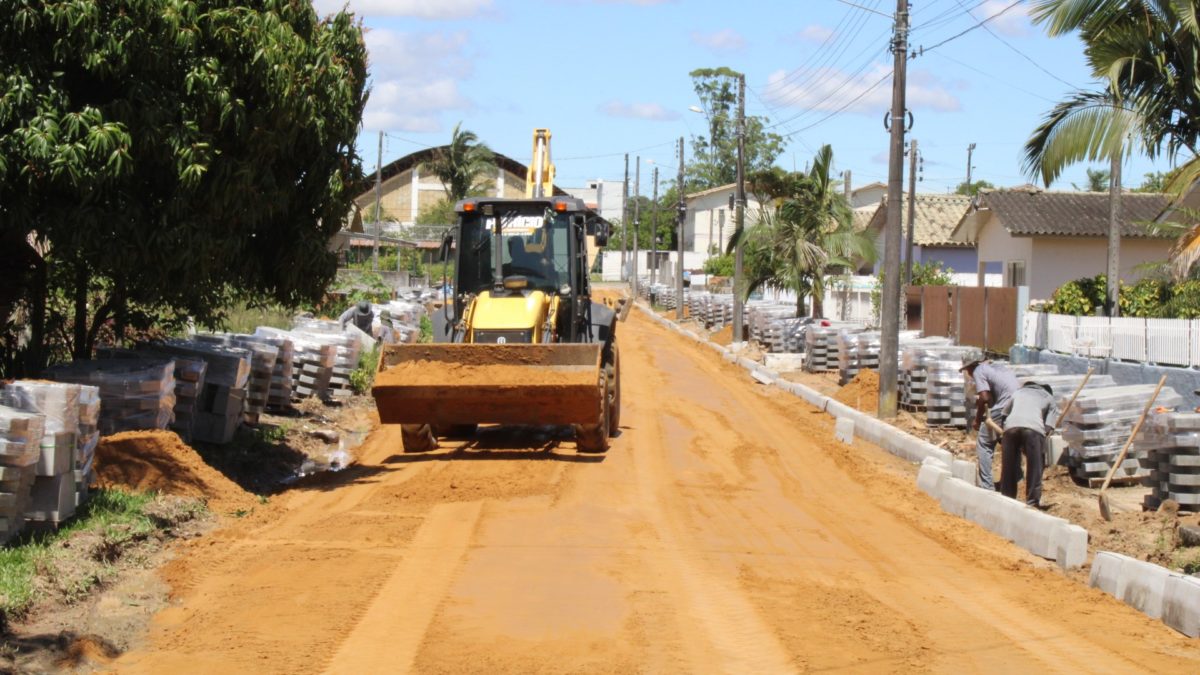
[575,370,610,454]
[606,347,621,436]
[434,424,477,438]
[401,424,437,453]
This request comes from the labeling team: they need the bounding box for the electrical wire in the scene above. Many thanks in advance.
[917,0,1025,54]
[948,0,1079,89]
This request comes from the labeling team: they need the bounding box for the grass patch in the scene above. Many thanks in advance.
[350,344,380,395]
[1175,547,1200,575]
[218,303,294,334]
[0,489,205,622]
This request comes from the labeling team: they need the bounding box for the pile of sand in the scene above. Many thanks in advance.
[711,325,733,346]
[835,371,880,412]
[94,430,254,512]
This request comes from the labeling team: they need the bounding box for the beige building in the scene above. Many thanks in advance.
[684,183,765,255]
[950,189,1173,300]
[354,147,567,228]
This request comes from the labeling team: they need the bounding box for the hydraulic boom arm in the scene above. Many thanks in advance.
[525,128,555,199]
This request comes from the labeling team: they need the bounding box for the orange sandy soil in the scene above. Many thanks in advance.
[109,306,1200,673]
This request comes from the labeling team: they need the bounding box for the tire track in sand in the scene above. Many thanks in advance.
[322,500,483,674]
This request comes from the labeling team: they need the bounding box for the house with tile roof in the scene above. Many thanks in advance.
[949,188,1174,300]
[862,193,976,275]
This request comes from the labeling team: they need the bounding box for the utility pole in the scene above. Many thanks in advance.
[1107,150,1122,317]
[651,167,659,286]
[677,136,686,321]
[622,154,629,282]
[732,72,747,341]
[966,142,976,191]
[904,138,918,285]
[879,0,909,419]
[842,170,852,321]
[633,156,640,298]
[373,130,383,270]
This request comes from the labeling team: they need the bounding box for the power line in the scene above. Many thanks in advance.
[915,0,1024,54]
[928,50,1058,103]
[949,0,1078,89]
[778,69,893,138]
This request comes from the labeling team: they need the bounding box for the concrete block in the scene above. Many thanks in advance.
[824,400,857,421]
[917,462,951,498]
[750,369,774,385]
[722,351,737,363]
[925,446,954,467]
[1163,574,1200,637]
[1119,558,1171,620]
[951,459,976,485]
[736,356,757,371]
[1017,510,1067,560]
[763,353,805,372]
[1047,434,1068,466]
[1090,551,1135,598]
[938,477,975,518]
[1052,522,1088,570]
[834,417,855,445]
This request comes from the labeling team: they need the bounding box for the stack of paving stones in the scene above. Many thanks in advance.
[898,341,971,415]
[1016,373,1115,393]
[1006,363,1061,378]
[695,294,734,329]
[805,323,865,373]
[251,329,296,409]
[291,320,362,403]
[837,330,862,384]
[1060,385,1183,486]
[1136,411,1200,512]
[142,340,250,443]
[2,381,82,526]
[926,358,971,428]
[748,305,797,352]
[74,385,100,507]
[99,347,209,442]
[47,359,176,436]
[378,300,426,343]
[225,336,280,424]
[0,405,43,542]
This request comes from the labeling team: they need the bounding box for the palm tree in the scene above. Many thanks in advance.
[1024,1,1200,283]
[421,122,496,202]
[741,145,875,317]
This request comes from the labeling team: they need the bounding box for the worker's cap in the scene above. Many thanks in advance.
[1024,380,1054,396]
[379,309,391,320]
[959,357,983,373]
[356,300,371,313]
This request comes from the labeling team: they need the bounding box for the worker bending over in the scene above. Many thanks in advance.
[961,358,1019,490]
[999,381,1057,509]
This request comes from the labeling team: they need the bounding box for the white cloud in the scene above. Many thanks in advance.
[358,29,476,132]
[690,28,746,53]
[312,0,493,19]
[975,0,1030,37]
[599,100,680,121]
[763,63,961,114]
[796,24,835,43]
[593,0,677,4]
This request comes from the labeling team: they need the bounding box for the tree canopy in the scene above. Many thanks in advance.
[0,1,368,374]
[687,67,786,190]
[954,179,995,196]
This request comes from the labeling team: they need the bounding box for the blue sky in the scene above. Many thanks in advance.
[311,0,1174,195]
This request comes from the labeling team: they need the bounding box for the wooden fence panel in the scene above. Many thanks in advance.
[956,287,986,348]
[920,286,951,337]
[984,286,1018,353]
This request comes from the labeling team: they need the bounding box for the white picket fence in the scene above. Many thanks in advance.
[1022,312,1199,367]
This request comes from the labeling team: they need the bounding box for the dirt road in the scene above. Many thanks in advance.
[113,307,1200,673]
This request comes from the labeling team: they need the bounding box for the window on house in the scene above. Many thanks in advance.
[1005,260,1026,287]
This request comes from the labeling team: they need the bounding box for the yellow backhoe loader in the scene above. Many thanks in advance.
[371,129,625,453]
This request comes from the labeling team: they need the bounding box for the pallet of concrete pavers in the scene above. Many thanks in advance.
[26,471,76,525]
[100,347,209,442]
[226,336,279,421]
[0,406,44,542]
[251,330,295,408]
[44,360,177,435]
[1136,411,1200,511]
[1062,384,1183,485]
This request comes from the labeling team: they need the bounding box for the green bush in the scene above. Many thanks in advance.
[703,253,734,277]
[1044,274,1107,316]
[1045,274,1200,318]
[1119,277,1170,318]
[1165,280,1200,319]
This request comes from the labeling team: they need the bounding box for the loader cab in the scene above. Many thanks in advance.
[449,197,594,342]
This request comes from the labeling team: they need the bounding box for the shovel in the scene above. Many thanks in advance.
[1097,375,1167,521]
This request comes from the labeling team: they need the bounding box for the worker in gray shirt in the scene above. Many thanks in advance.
[338,300,374,334]
[961,358,1020,491]
[999,381,1057,508]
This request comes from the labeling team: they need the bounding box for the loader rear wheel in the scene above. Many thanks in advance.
[401,424,437,453]
[575,370,610,454]
[606,347,621,436]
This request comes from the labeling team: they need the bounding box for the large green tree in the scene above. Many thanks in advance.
[0,1,368,375]
[687,67,786,190]
[421,122,495,203]
[741,146,875,317]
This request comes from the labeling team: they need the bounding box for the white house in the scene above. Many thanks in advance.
[683,183,765,256]
[950,188,1174,300]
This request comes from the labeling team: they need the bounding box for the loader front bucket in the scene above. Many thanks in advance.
[371,343,603,427]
